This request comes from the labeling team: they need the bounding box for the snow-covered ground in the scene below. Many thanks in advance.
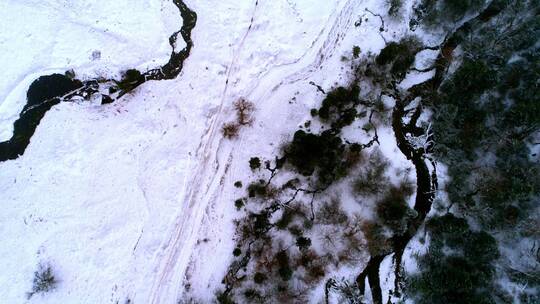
[0,0,422,303]
[0,0,181,141]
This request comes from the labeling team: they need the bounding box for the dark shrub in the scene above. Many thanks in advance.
[243,289,262,300]
[116,69,143,92]
[281,178,300,190]
[233,98,255,126]
[432,74,489,159]
[217,292,234,304]
[463,231,500,263]
[233,247,242,256]
[276,251,293,281]
[222,122,240,139]
[361,221,389,256]
[303,219,314,230]
[248,181,267,198]
[235,198,245,210]
[296,236,312,250]
[388,0,403,17]
[234,181,242,188]
[254,272,267,284]
[285,130,347,185]
[352,149,389,196]
[27,263,57,299]
[299,250,318,267]
[376,38,420,77]
[252,212,271,237]
[276,209,295,230]
[249,157,261,170]
[409,255,492,304]
[376,186,414,234]
[441,59,495,99]
[307,263,326,281]
[288,225,303,237]
[376,42,407,65]
[316,199,348,225]
[318,86,360,129]
[353,46,361,58]
[407,214,500,304]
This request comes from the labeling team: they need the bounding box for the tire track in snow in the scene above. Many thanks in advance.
[235,0,357,105]
[269,0,357,90]
[147,1,260,303]
[148,0,363,301]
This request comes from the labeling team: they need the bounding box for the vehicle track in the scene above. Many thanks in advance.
[147,1,260,303]
[147,0,366,302]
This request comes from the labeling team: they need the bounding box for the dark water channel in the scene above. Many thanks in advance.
[0,0,196,162]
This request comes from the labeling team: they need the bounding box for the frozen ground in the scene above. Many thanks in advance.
[0,0,427,303]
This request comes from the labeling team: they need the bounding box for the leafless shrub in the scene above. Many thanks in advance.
[234,98,255,126]
[316,198,348,225]
[340,215,365,264]
[375,185,416,235]
[352,149,390,196]
[222,122,240,139]
[328,278,363,304]
[306,261,327,283]
[221,99,255,140]
[247,180,280,199]
[320,226,341,250]
[361,220,390,256]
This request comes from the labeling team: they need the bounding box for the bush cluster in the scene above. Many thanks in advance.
[375,185,415,234]
[388,0,404,17]
[249,157,261,170]
[361,221,389,256]
[352,149,389,196]
[222,123,240,139]
[376,37,420,77]
[318,86,361,130]
[222,98,255,139]
[276,251,293,281]
[233,98,255,126]
[407,214,500,304]
[284,129,363,186]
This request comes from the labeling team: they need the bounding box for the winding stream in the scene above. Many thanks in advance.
[355,1,507,303]
[0,1,197,162]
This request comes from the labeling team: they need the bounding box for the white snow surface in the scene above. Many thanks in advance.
[0,0,180,140]
[0,0,426,303]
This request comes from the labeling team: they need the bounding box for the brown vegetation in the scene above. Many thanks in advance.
[234,98,255,126]
[222,122,240,139]
[222,98,255,139]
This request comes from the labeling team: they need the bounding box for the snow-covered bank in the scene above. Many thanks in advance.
[0,0,181,140]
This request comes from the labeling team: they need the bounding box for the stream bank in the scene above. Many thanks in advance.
[0,1,197,162]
